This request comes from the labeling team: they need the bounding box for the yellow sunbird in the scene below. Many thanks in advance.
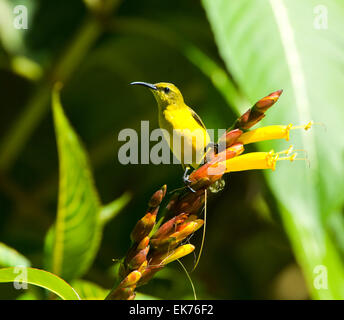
[131,81,212,186]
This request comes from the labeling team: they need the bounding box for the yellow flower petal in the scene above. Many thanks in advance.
[160,244,195,265]
[236,122,313,145]
[225,151,278,172]
[236,125,292,145]
[224,148,299,173]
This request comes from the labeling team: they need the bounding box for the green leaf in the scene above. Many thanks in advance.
[16,287,42,300]
[135,292,159,300]
[0,0,25,54]
[72,279,159,300]
[0,0,37,56]
[113,17,248,110]
[16,290,39,300]
[0,242,31,268]
[45,85,130,281]
[71,279,108,300]
[0,267,80,300]
[99,191,131,226]
[202,0,344,299]
[44,85,102,281]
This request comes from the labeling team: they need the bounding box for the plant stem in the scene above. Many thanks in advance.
[0,16,102,172]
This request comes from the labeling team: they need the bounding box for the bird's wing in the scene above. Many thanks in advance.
[188,107,207,130]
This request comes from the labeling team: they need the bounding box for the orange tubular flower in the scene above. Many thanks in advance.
[189,90,305,187]
[236,122,313,145]
[225,149,297,173]
[189,143,244,184]
[107,89,314,300]
[223,121,312,173]
[189,120,312,189]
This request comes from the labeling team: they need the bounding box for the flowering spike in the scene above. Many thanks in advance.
[137,236,150,250]
[289,121,313,131]
[137,265,164,287]
[278,152,310,167]
[137,260,148,273]
[127,246,149,270]
[121,270,142,287]
[237,125,291,144]
[236,121,313,145]
[171,219,204,242]
[105,270,142,300]
[225,150,279,172]
[232,90,283,130]
[130,186,167,243]
[130,211,157,243]
[279,153,298,162]
[151,219,204,250]
[106,87,314,300]
[160,244,195,265]
[152,213,188,241]
[218,128,243,148]
[223,147,308,173]
[107,287,132,300]
[276,145,293,156]
[255,89,283,111]
[233,108,265,130]
[148,185,167,208]
[189,144,244,185]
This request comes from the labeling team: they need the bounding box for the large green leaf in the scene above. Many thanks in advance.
[135,292,159,300]
[0,0,26,54]
[0,267,80,300]
[45,85,130,281]
[202,0,344,299]
[71,279,108,300]
[16,290,39,300]
[99,191,131,226]
[72,279,159,300]
[0,0,42,80]
[0,242,31,268]
[44,85,102,281]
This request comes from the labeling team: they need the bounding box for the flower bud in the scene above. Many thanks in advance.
[151,220,204,250]
[137,236,150,250]
[218,128,243,148]
[152,213,188,240]
[148,185,167,208]
[127,246,149,270]
[120,270,142,288]
[233,90,283,130]
[130,212,157,243]
[255,89,283,112]
[137,265,164,287]
[160,244,195,265]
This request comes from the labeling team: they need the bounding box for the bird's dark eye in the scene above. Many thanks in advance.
[164,87,170,94]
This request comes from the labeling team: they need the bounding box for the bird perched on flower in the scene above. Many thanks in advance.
[130,81,212,186]
[131,82,312,192]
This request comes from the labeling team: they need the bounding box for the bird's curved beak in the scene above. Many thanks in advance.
[130,81,157,90]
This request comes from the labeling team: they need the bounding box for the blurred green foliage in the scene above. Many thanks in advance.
[0,0,343,299]
[203,0,344,299]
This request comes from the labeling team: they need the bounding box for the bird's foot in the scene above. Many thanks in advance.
[183,166,196,193]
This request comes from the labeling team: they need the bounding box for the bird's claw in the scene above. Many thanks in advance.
[183,167,196,193]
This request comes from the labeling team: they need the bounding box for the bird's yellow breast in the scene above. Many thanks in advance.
[159,105,210,168]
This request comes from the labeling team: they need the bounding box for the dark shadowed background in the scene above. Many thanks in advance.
[1,0,344,300]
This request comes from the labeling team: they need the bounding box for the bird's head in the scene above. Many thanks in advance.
[130,81,184,109]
